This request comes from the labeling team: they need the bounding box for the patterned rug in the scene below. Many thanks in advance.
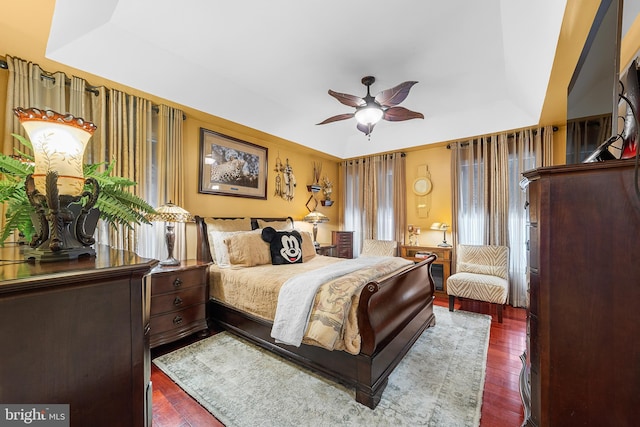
[153,305,491,426]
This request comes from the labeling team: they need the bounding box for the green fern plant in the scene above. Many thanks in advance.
[0,134,156,245]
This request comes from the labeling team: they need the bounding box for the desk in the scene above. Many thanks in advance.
[400,245,452,296]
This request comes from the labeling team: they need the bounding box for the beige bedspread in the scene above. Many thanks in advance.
[208,256,413,354]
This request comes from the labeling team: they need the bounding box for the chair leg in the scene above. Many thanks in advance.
[497,303,503,323]
[448,295,455,312]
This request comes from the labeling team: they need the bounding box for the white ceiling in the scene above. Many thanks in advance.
[45,0,588,158]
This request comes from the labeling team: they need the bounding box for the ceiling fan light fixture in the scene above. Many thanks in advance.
[354,105,383,126]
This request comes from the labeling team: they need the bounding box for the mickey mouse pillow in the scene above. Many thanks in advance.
[261,227,303,265]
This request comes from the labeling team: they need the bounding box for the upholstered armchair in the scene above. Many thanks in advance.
[447,244,509,322]
[360,239,398,257]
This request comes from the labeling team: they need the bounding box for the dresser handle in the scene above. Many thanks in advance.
[173,315,183,325]
[173,278,182,288]
[173,297,183,306]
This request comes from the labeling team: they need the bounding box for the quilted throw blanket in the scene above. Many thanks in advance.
[272,256,413,353]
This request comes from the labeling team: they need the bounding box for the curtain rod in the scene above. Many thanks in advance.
[446,126,559,149]
[0,58,99,96]
[1,59,185,120]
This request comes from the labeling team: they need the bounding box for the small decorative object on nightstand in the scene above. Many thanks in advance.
[149,260,210,348]
[407,224,421,246]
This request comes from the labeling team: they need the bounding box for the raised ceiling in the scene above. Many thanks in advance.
[43,0,622,159]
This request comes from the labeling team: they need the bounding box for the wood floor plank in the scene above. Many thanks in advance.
[152,295,527,426]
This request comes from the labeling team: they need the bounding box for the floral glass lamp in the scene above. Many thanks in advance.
[15,107,99,262]
[303,210,329,249]
[147,202,193,266]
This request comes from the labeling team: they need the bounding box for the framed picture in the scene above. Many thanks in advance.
[198,128,268,199]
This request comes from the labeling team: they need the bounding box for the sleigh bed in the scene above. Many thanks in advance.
[195,216,437,409]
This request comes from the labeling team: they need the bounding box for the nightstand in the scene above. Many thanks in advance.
[331,231,354,258]
[316,244,337,257]
[149,260,210,348]
[400,245,452,296]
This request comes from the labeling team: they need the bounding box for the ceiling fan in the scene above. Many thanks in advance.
[317,76,424,137]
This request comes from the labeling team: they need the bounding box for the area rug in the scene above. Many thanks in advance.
[153,305,491,426]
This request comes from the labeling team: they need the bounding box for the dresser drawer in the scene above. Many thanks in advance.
[151,267,206,294]
[150,303,206,335]
[150,285,206,316]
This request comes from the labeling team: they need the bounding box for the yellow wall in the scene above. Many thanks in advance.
[404,145,452,246]
[1,0,635,253]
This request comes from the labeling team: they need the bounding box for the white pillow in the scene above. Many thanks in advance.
[207,229,246,267]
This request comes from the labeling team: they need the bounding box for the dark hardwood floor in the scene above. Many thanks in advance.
[151,296,527,426]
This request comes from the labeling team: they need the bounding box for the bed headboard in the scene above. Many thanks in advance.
[194,216,295,263]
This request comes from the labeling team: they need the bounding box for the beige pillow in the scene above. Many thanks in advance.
[224,230,271,267]
[204,218,253,265]
[204,217,252,232]
[300,231,316,262]
[207,230,245,267]
[257,218,293,230]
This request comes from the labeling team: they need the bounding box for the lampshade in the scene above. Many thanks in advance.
[355,105,384,126]
[15,108,96,197]
[147,202,194,223]
[303,210,329,224]
[430,222,449,231]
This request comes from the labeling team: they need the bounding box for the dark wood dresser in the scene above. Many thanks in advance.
[149,260,209,348]
[331,230,354,258]
[521,159,640,426]
[0,245,157,427]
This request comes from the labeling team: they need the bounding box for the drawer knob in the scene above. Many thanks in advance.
[173,315,183,325]
[173,278,182,288]
[173,297,183,306]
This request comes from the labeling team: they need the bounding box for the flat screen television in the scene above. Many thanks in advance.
[567,0,623,163]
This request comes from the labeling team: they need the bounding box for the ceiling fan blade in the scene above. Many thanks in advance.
[375,81,419,107]
[356,121,375,136]
[317,113,354,125]
[328,90,366,108]
[383,106,424,121]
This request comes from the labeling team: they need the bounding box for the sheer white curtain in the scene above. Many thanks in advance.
[137,105,187,262]
[340,153,406,256]
[452,127,553,307]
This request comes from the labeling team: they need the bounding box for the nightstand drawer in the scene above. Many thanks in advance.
[150,303,206,335]
[150,285,206,316]
[151,267,205,294]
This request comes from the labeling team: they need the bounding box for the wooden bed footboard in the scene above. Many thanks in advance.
[354,256,436,407]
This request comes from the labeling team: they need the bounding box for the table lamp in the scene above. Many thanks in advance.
[430,222,452,247]
[15,107,99,262]
[303,210,329,248]
[147,201,193,266]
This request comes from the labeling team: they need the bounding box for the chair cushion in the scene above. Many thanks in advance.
[457,245,509,280]
[361,239,397,257]
[447,272,508,304]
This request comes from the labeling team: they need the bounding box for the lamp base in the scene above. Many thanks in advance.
[159,257,181,266]
[437,242,452,248]
[24,246,96,262]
